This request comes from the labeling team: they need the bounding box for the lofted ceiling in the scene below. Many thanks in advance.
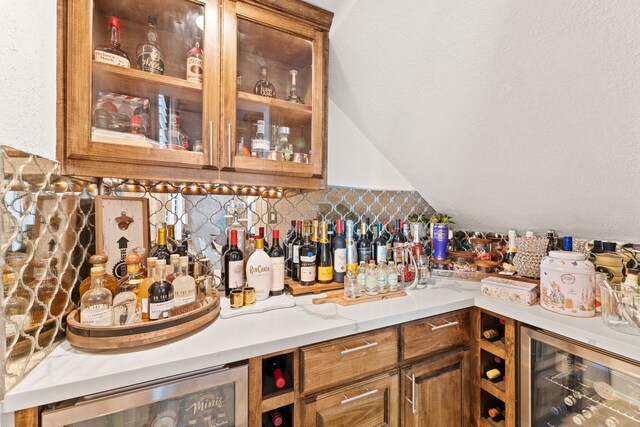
[309,0,640,241]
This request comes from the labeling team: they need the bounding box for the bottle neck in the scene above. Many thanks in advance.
[108,25,121,48]
[179,264,189,277]
[90,274,103,290]
[146,25,158,45]
[158,229,167,246]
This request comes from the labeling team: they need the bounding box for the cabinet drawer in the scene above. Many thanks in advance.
[301,327,398,395]
[401,309,469,361]
[303,370,399,427]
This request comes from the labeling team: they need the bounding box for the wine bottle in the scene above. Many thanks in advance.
[357,222,372,263]
[317,220,333,284]
[389,219,407,265]
[299,226,317,286]
[485,357,505,382]
[345,220,358,275]
[332,219,347,283]
[482,324,504,341]
[374,223,388,264]
[246,237,272,301]
[364,217,373,241]
[224,230,244,297]
[488,406,504,421]
[268,230,285,296]
[291,221,303,282]
[267,409,284,427]
[265,356,287,389]
[155,227,171,261]
[284,220,296,278]
[503,230,517,269]
[327,221,334,252]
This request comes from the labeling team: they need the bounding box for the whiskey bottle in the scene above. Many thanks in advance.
[186,36,203,84]
[148,260,174,320]
[80,267,113,326]
[246,237,272,300]
[173,256,197,306]
[138,257,156,321]
[79,254,119,298]
[94,16,130,67]
[254,65,276,98]
[137,15,164,75]
[287,69,303,103]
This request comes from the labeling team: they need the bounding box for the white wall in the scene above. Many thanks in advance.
[329,0,640,241]
[0,1,56,160]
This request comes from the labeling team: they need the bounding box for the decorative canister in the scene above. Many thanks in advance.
[432,224,449,260]
[540,251,596,318]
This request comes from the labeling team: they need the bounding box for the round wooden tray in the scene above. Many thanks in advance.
[66,296,220,351]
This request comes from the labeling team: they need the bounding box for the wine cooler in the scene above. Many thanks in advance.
[41,364,247,426]
[520,326,640,426]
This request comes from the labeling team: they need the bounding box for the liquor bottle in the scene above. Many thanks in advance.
[377,261,388,294]
[284,220,296,278]
[186,36,203,84]
[2,269,30,336]
[112,257,140,327]
[332,219,347,283]
[345,220,358,275]
[356,261,367,294]
[317,221,333,284]
[364,218,373,241]
[138,257,157,321]
[268,230,285,296]
[311,219,320,253]
[503,230,518,270]
[265,356,287,389]
[259,227,270,250]
[387,261,399,291]
[254,65,276,98]
[148,260,174,320]
[166,253,180,283]
[137,15,164,75]
[79,254,119,297]
[155,227,171,261]
[116,253,144,295]
[80,266,113,326]
[374,223,388,264]
[173,256,197,306]
[357,222,372,264]
[546,230,557,254]
[365,260,378,295]
[291,221,303,282]
[299,228,317,286]
[224,230,244,297]
[246,237,272,300]
[93,16,130,67]
[287,69,303,103]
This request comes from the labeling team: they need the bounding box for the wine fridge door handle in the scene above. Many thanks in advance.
[427,320,459,330]
[340,340,378,355]
[227,123,232,168]
[340,387,379,405]
[209,120,213,166]
[404,372,417,414]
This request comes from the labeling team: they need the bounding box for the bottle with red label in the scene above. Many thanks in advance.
[94,16,130,68]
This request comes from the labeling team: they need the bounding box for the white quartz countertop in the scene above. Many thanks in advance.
[3,278,640,413]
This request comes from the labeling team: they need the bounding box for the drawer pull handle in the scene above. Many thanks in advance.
[341,387,379,405]
[428,319,459,330]
[341,340,378,355]
[404,373,417,414]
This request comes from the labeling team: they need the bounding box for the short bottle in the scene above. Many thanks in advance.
[246,237,273,300]
[268,230,285,296]
[387,261,399,291]
[356,261,367,294]
[173,256,197,306]
[377,261,388,294]
[365,260,378,295]
[113,253,144,325]
[81,266,113,326]
[148,260,174,321]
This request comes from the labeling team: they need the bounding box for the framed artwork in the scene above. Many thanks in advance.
[95,196,149,280]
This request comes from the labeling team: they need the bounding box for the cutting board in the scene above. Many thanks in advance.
[285,280,343,295]
[312,290,407,306]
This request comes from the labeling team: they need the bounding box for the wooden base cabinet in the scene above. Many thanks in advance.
[302,370,399,427]
[401,349,471,427]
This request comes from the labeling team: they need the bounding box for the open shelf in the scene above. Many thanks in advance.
[238,91,311,113]
[480,338,506,359]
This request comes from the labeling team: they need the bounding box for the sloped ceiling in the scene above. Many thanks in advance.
[310,0,640,241]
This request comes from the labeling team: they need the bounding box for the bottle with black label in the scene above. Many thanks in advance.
[374,223,388,263]
[137,15,164,75]
[357,222,372,264]
[332,219,347,283]
[299,225,317,286]
[148,260,174,320]
[317,221,333,284]
[291,221,303,281]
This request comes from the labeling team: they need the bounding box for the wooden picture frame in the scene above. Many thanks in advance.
[95,196,149,280]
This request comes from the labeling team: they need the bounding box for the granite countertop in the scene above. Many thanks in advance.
[2,278,639,413]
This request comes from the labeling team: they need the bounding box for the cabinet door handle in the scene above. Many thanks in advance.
[208,120,213,165]
[227,123,232,168]
[428,319,459,330]
[341,387,378,405]
[341,340,378,355]
[405,373,417,414]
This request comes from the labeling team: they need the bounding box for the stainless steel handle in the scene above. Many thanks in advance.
[209,120,213,165]
[227,123,232,168]
[341,387,378,405]
[341,340,378,355]
[405,373,416,413]
[428,320,459,330]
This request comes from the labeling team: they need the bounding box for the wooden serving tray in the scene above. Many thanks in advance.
[312,290,407,306]
[285,279,343,295]
[66,296,220,351]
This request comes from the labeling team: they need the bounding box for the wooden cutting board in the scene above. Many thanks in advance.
[285,280,344,295]
[312,290,407,306]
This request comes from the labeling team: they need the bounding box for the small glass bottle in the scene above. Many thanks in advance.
[166,253,180,283]
[137,15,164,75]
[287,69,303,103]
[138,257,157,321]
[113,253,144,325]
[173,256,197,306]
[148,260,174,321]
[254,65,276,98]
[377,261,388,294]
[186,36,203,84]
[387,261,399,291]
[80,267,113,326]
[365,260,378,295]
[356,260,367,294]
[94,16,130,67]
[79,254,119,298]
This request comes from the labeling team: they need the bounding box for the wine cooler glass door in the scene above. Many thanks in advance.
[520,326,640,427]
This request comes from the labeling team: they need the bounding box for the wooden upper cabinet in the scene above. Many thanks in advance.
[60,0,332,187]
[220,0,329,185]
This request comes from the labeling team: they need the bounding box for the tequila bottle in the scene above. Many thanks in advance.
[254,66,276,98]
[287,69,303,103]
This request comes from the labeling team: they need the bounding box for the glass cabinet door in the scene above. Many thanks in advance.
[67,0,219,170]
[221,1,325,178]
[522,328,640,426]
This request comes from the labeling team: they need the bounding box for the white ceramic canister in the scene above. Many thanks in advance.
[540,251,596,317]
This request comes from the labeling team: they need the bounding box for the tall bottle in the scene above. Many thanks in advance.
[80,266,113,326]
[173,256,197,306]
[291,221,303,282]
[148,260,174,321]
[389,219,407,265]
[332,219,347,283]
[224,230,244,297]
[357,222,372,264]
[503,230,518,270]
[186,36,203,84]
[364,218,373,241]
[246,237,272,300]
[374,223,388,264]
[317,221,333,284]
[327,221,334,252]
[155,227,171,261]
[138,257,157,321]
[284,220,296,278]
[268,230,285,296]
[93,16,130,67]
[137,15,164,75]
[299,227,317,286]
[311,219,320,254]
[229,216,247,254]
[345,220,358,275]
